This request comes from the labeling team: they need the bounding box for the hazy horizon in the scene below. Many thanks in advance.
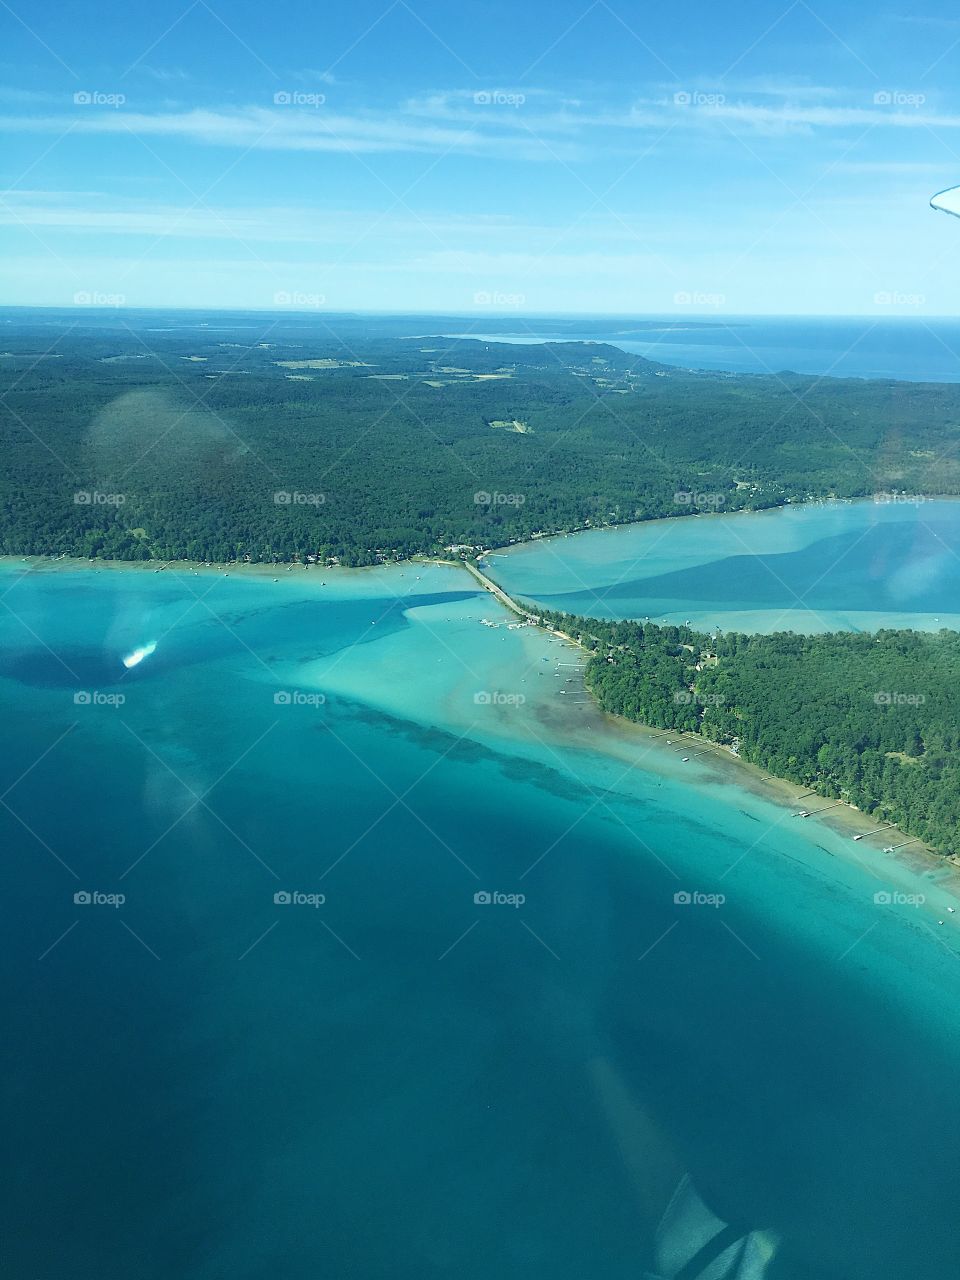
[7,305,960,319]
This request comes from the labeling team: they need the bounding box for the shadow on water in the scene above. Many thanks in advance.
[0,645,154,689]
[544,522,956,616]
[0,588,480,691]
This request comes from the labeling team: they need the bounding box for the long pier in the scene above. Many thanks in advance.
[461,560,539,621]
[461,559,604,649]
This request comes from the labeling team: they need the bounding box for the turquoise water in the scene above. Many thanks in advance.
[4,559,960,1278]
[488,499,960,633]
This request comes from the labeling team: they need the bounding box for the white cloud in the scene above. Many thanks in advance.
[0,104,585,160]
[138,66,191,84]
[290,69,339,86]
[0,190,566,245]
[1,89,958,167]
[659,76,847,100]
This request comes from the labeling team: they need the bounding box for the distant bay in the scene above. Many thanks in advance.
[443,315,960,382]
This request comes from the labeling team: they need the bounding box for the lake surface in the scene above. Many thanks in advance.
[487,499,960,634]
[443,316,960,382]
[4,558,960,1279]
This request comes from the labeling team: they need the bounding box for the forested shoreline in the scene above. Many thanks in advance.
[7,320,960,855]
[4,327,960,566]
[533,607,960,857]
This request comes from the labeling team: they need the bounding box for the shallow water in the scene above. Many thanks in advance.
[487,499,960,633]
[3,560,960,1279]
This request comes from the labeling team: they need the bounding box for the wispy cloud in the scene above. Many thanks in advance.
[835,161,946,174]
[659,75,848,100]
[1,87,958,164]
[138,66,192,84]
[0,190,565,244]
[890,14,960,29]
[290,68,339,86]
[0,104,580,160]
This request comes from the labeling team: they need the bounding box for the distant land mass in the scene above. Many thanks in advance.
[2,310,960,565]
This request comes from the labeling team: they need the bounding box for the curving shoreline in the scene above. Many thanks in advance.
[3,546,957,911]
[457,553,956,892]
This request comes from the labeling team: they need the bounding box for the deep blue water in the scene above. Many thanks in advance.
[445,316,960,382]
[4,562,960,1279]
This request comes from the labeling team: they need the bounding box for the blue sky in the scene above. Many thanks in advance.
[4,0,960,313]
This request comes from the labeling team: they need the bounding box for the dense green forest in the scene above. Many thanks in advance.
[5,312,960,852]
[3,314,960,565]
[538,607,960,856]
